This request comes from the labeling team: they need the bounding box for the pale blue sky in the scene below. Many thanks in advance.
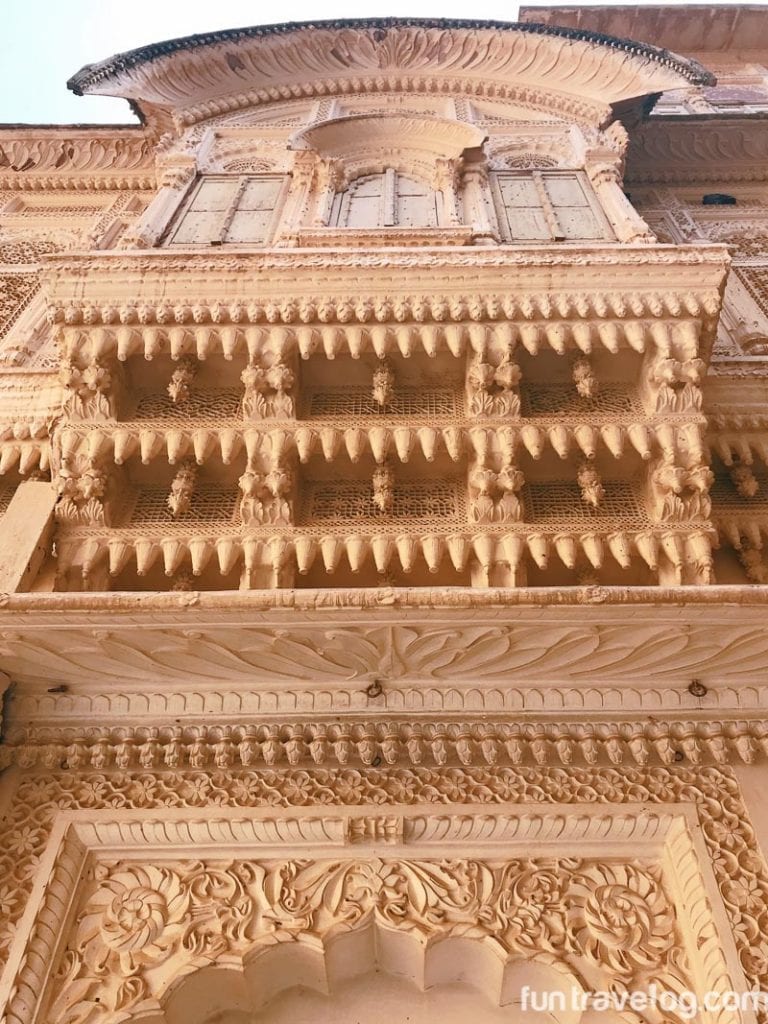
[0,0,756,125]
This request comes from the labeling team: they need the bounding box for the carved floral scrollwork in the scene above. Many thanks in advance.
[577,461,605,508]
[648,453,714,523]
[739,546,768,583]
[372,462,395,513]
[238,457,293,526]
[469,458,524,524]
[565,863,676,976]
[372,358,395,408]
[167,461,197,518]
[50,853,686,1024]
[167,357,197,405]
[55,456,112,525]
[730,463,760,499]
[60,361,120,421]
[572,357,599,398]
[1,766,767,1022]
[649,356,706,415]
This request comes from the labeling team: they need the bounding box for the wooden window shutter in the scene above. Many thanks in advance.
[336,174,387,228]
[224,177,284,243]
[395,175,439,228]
[333,171,439,229]
[540,173,607,240]
[168,178,241,245]
[492,174,551,241]
[168,175,284,246]
[492,171,610,242]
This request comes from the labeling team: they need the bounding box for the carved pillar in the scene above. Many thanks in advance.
[433,158,462,227]
[312,158,345,227]
[121,158,197,248]
[460,161,498,244]
[275,153,317,243]
[587,162,657,244]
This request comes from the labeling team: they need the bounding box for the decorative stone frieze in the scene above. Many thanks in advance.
[3,718,768,772]
[0,130,156,191]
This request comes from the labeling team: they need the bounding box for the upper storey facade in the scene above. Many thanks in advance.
[0,16,758,598]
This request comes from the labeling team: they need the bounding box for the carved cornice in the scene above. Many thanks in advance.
[3,718,767,771]
[1,590,768,691]
[42,243,730,276]
[40,245,728,337]
[67,19,711,132]
[0,129,156,191]
[627,118,768,185]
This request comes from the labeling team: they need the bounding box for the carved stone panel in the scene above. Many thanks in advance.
[0,773,763,1024]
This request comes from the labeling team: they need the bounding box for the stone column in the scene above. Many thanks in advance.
[460,161,498,244]
[587,162,657,244]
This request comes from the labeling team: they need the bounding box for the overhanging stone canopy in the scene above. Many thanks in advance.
[290,114,486,163]
[67,17,713,130]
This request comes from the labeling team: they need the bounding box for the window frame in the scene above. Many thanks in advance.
[165,173,289,247]
[490,169,613,244]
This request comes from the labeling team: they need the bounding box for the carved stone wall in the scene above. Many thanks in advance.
[0,766,764,1024]
[2,13,768,1024]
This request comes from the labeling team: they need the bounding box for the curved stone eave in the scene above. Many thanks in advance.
[65,18,714,132]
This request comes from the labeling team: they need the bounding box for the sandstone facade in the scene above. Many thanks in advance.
[0,8,767,1023]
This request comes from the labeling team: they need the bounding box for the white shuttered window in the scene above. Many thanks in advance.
[331,170,439,229]
[491,171,612,243]
[167,175,286,246]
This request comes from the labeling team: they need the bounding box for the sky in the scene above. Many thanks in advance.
[0,0,759,125]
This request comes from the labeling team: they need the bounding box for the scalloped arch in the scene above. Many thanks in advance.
[126,927,591,1024]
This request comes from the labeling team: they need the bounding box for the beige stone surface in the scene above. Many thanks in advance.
[1,11,768,1024]
[0,481,55,592]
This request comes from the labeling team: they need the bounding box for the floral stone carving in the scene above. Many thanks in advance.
[49,855,685,1023]
[0,765,765,1024]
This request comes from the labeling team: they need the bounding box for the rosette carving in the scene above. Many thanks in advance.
[50,853,689,1022]
[566,863,676,976]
